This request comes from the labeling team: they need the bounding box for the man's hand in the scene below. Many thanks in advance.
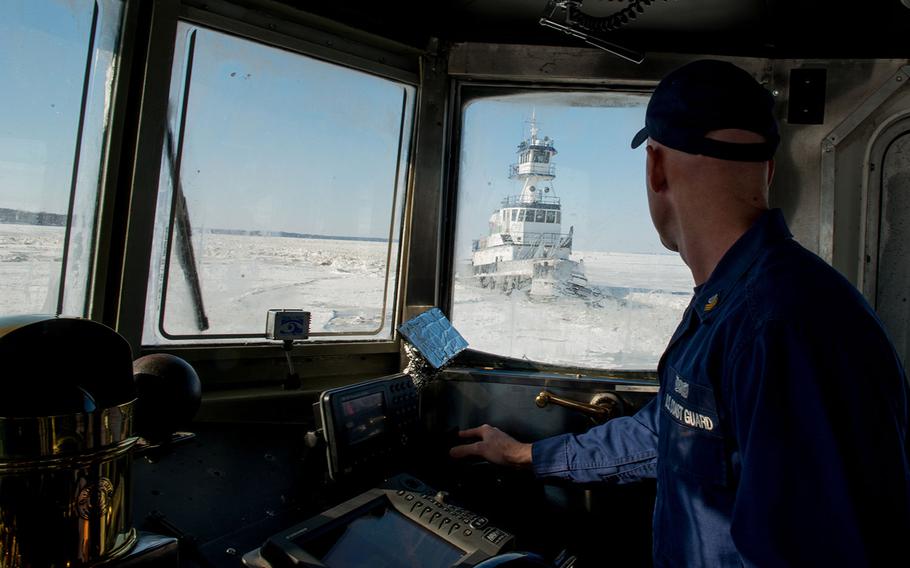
[449,424,532,468]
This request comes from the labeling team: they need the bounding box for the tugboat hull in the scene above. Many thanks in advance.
[474,256,587,297]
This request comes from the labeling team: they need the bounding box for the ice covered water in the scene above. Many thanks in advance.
[0,223,64,315]
[0,224,692,369]
[155,232,397,338]
[452,251,692,370]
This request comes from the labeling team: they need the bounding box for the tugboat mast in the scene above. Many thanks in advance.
[512,112,558,205]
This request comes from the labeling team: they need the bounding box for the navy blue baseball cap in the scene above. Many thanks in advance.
[631,60,779,162]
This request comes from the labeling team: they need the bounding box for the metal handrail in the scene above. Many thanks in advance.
[500,195,561,207]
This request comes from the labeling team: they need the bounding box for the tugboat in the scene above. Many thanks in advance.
[472,114,587,297]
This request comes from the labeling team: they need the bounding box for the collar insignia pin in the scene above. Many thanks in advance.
[704,294,719,313]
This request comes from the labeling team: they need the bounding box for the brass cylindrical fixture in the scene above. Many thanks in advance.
[0,316,139,568]
[0,403,138,567]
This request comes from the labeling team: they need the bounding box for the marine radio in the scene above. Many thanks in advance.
[317,374,420,480]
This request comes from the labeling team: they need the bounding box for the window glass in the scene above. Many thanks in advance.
[451,93,692,370]
[143,24,414,344]
[0,0,124,316]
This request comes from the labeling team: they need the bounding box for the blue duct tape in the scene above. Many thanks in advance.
[397,308,468,369]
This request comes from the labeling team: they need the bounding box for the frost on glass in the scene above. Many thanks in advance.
[450,93,693,370]
[0,0,123,317]
[143,24,413,344]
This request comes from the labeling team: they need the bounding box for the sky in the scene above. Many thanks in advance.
[0,1,91,216]
[171,23,413,240]
[1,1,665,255]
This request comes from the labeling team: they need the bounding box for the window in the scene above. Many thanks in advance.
[0,0,124,317]
[143,23,414,344]
[511,210,517,222]
[451,92,692,370]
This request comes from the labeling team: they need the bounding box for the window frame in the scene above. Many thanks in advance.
[117,0,420,355]
[441,81,673,376]
[0,0,131,320]
[152,23,415,342]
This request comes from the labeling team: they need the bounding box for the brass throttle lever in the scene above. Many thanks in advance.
[535,390,620,423]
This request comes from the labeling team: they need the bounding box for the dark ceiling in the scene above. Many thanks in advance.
[282,0,910,60]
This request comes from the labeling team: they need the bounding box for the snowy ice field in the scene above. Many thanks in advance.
[0,223,65,314]
[153,231,400,340]
[0,223,693,370]
[451,251,692,369]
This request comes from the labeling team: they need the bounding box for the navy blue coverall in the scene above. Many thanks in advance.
[532,209,910,566]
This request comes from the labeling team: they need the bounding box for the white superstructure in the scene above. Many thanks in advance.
[471,115,586,296]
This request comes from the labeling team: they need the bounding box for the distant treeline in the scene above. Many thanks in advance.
[0,208,67,226]
[0,208,387,243]
[205,228,387,243]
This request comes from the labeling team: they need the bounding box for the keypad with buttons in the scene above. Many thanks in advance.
[385,474,514,560]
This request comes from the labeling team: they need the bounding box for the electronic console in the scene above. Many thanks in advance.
[243,474,515,568]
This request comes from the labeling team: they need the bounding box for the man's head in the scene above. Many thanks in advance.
[633,60,779,256]
[631,59,779,161]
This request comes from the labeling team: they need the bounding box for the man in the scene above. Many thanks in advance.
[450,60,910,566]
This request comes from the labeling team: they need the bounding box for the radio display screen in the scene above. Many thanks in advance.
[341,392,387,445]
[317,506,464,568]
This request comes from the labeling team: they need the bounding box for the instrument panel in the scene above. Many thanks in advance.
[319,374,420,480]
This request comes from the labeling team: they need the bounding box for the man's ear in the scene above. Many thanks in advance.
[646,144,667,194]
